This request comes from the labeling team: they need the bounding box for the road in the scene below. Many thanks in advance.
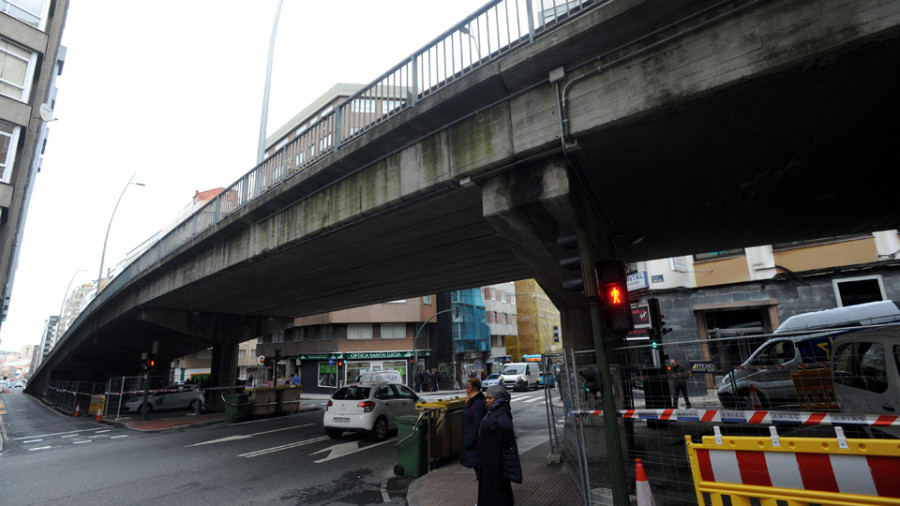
[0,387,556,505]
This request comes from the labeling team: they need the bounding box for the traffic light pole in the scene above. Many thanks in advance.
[588,301,629,505]
[574,228,628,505]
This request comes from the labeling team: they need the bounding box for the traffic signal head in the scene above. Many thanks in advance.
[595,260,634,334]
[557,234,585,293]
[580,368,598,393]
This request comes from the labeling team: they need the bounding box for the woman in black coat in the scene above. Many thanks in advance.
[460,377,486,470]
[477,385,522,506]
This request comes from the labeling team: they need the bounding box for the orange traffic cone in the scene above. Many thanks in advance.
[635,458,656,506]
[750,384,763,410]
[74,403,80,417]
[95,404,103,422]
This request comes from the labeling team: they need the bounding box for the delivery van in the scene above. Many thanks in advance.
[501,362,540,391]
[717,300,900,409]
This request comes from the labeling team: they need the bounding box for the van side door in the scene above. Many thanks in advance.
[748,339,799,405]
[833,339,898,415]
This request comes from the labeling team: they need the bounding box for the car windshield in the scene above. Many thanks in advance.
[487,374,499,380]
[332,386,372,400]
[503,366,524,374]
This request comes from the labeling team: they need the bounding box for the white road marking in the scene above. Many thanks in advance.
[22,439,43,444]
[111,435,129,439]
[310,438,393,464]
[28,446,54,451]
[13,428,106,440]
[73,440,92,444]
[186,423,313,447]
[238,435,330,458]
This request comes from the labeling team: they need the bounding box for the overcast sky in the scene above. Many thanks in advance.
[0,0,488,351]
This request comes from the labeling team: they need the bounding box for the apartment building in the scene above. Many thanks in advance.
[0,1,68,331]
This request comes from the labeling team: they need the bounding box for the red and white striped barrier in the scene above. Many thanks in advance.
[568,408,900,427]
[694,445,900,497]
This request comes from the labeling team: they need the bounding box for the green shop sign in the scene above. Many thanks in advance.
[344,351,430,360]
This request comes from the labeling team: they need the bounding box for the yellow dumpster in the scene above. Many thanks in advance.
[416,397,465,462]
[89,395,105,416]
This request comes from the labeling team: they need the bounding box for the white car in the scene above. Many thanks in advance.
[123,384,204,413]
[324,382,420,441]
[481,373,501,391]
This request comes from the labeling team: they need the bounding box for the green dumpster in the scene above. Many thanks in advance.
[394,415,427,478]
[224,392,249,423]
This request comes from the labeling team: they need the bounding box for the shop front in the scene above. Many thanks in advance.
[299,350,429,394]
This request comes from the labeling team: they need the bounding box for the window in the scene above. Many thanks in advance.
[381,323,406,339]
[0,38,36,101]
[309,145,316,158]
[271,330,284,343]
[833,276,885,307]
[834,342,888,394]
[352,99,376,113]
[293,328,304,342]
[295,152,304,166]
[423,295,432,305]
[347,323,372,340]
[319,133,332,151]
[320,325,333,341]
[1,120,20,183]
[381,100,404,114]
[295,124,308,136]
[1,0,47,28]
[695,249,745,261]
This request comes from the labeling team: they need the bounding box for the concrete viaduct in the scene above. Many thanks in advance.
[29,0,900,393]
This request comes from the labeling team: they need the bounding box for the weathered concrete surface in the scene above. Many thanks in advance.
[34,0,900,383]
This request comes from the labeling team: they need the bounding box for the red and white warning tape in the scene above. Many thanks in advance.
[569,408,900,427]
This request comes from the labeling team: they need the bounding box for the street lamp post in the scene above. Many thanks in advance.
[411,308,454,387]
[257,0,284,164]
[55,267,87,345]
[96,172,144,297]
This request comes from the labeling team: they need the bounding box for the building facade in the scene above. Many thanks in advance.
[0,1,68,332]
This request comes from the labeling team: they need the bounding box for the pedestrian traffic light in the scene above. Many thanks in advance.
[557,234,585,293]
[595,260,633,334]
[580,368,598,393]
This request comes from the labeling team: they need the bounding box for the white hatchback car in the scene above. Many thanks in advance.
[123,384,204,413]
[323,382,420,441]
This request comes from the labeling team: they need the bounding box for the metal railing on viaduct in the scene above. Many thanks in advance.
[88,0,604,317]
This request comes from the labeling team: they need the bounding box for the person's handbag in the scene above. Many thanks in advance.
[502,445,523,483]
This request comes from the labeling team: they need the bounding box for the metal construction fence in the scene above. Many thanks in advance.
[532,325,900,505]
[45,373,247,420]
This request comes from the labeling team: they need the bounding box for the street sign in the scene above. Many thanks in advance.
[257,355,265,365]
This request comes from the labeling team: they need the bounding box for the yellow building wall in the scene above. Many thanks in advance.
[772,237,877,271]
[513,280,562,359]
[694,256,750,288]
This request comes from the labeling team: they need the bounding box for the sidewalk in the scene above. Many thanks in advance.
[407,438,584,506]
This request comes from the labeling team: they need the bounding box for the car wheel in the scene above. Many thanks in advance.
[371,416,389,441]
[326,429,343,439]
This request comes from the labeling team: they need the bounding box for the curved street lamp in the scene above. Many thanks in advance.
[411,308,455,384]
[96,172,145,297]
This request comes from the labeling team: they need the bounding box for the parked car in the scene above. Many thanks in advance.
[482,373,501,391]
[123,384,204,413]
[324,382,420,441]
[14,382,24,388]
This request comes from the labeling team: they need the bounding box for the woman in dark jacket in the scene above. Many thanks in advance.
[477,385,522,506]
[461,377,486,470]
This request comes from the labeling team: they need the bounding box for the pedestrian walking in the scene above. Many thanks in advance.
[461,377,486,472]
[477,385,522,506]
[669,358,691,408]
[432,368,440,392]
[423,368,432,393]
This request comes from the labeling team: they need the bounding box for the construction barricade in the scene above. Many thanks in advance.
[685,431,900,505]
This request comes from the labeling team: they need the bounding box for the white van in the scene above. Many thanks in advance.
[356,369,403,384]
[717,301,900,409]
[831,324,900,416]
[501,362,540,391]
